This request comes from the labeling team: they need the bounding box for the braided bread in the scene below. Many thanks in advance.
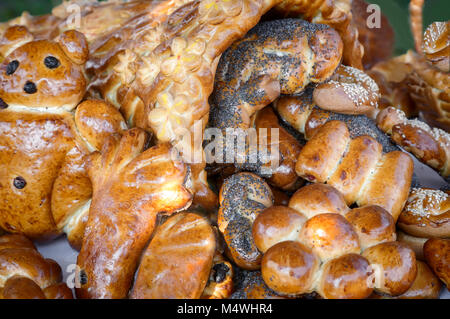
[0,31,126,246]
[274,94,397,153]
[406,0,449,131]
[377,107,450,177]
[398,188,449,238]
[76,129,193,299]
[295,120,413,220]
[253,184,416,298]
[84,0,363,210]
[217,172,274,270]
[0,234,72,299]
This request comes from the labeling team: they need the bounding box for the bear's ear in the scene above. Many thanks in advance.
[0,26,34,59]
[57,30,88,65]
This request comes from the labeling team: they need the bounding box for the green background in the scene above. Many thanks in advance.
[0,0,448,55]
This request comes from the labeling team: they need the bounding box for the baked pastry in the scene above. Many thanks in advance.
[210,19,342,133]
[0,30,126,246]
[397,230,428,260]
[406,0,449,131]
[423,238,449,290]
[274,93,397,153]
[76,129,193,299]
[131,212,216,299]
[0,234,73,299]
[313,65,380,117]
[370,261,441,299]
[201,253,234,299]
[217,172,274,270]
[377,107,450,177]
[398,188,450,238]
[295,120,413,220]
[84,0,365,210]
[252,184,416,298]
[367,55,417,118]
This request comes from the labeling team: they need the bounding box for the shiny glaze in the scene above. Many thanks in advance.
[345,205,396,250]
[300,213,361,261]
[318,253,373,299]
[371,261,441,299]
[295,121,350,183]
[0,32,127,241]
[0,32,87,108]
[328,136,383,204]
[261,241,319,296]
[423,238,450,289]
[362,241,417,296]
[0,234,72,299]
[76,130,193,299]
[131,212,216,299]
[358,151,414,222]
[398,188,450,238]
[254,106,303,190]
[252,206,306,253]
[289,184,350,219]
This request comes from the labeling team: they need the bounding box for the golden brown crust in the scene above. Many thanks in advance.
[344,206,396,251]
[295,120,350,183]
[313,65,380,116]
[422,21,449,72]
[300,213,361,261]
[76,129,193,299]
[0,234,72,299]
[131,212,216,299]
[253,206,307,253]
[289,184,350,219]
[218,172,273,270]
[423,238,450,289]
[295,120,413,220]
[84,0,364,211]
[201,253,234,299]
[253,107,303,190]
[362,241,417,296]
[317,254,373,299]
[261,241,320,296]
[370,261,441,299]
[409,0,425,53]
[256,183,416,298]
[0,31,87,109]
[0,31,129,242]
[357,151,414,222]
[367,55,417,117]
[396,230,427,261]
[405,51,450,132]
[376,106,450,177]
[398,188,450,238]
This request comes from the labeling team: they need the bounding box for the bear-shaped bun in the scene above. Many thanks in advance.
[0,29,126,246]
[0,29,88,109]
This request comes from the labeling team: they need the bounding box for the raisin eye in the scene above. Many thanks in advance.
[23,81,37,94]
[0,98,8,109]
[6,60,19,75]
[79,270,88,285]
[13,176,26,189]
[44,56,60,69]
